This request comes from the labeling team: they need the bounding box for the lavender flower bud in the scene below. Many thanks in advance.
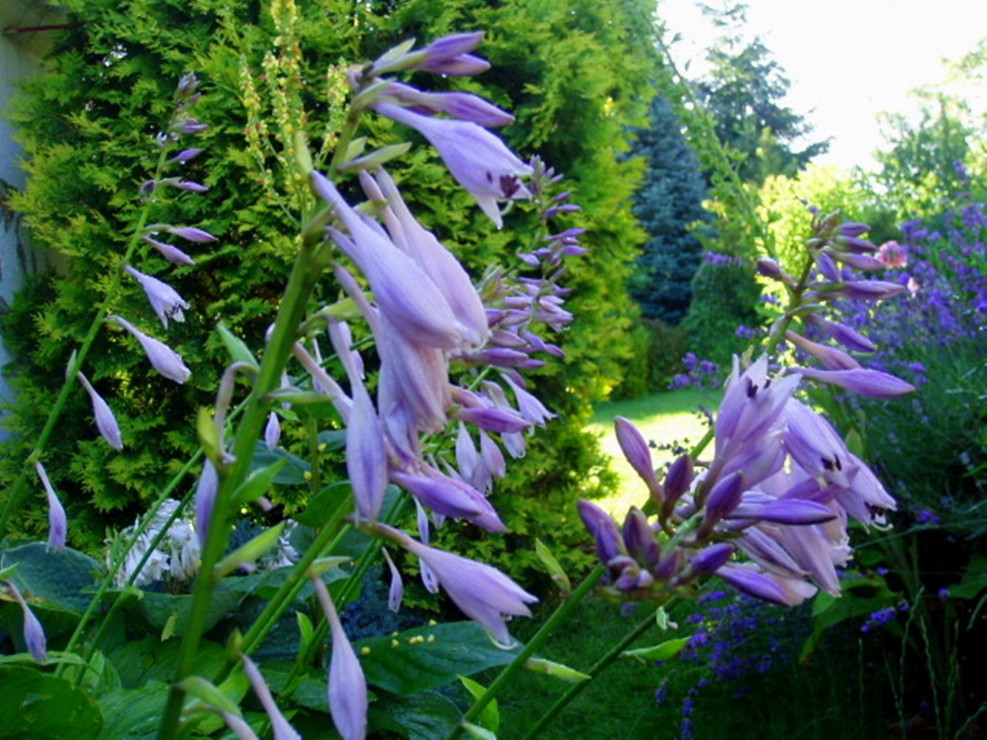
[577,500,625,563]
[717,564,817,606]
[6,581,47,662]
[265,412,281,451]
[382,547,404,613]
[194,460,219,548]
[35,461,66,551]
[805,314,876,353]
[77,372,124,450]
[142,235,195,265]
[241,655,302,740]
[167,148,203,165]
[162,225,218,242]
[785,331,860,371]
[112,316,191,383]
[614,417,662,500]
[791,366,916,398]
[160,179,209,193]
[690,543,734,576]
[124,266,189,328]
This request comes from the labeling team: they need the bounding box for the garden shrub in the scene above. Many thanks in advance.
[1,0,658,589]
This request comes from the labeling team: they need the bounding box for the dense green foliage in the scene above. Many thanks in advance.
[626,96,710,324]
[1,0,658,589]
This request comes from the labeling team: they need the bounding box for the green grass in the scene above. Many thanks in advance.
[586,388,719,516]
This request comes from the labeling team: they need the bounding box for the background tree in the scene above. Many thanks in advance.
[627,95,711,324]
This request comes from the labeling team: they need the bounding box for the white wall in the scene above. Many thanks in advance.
[0,3,65,434]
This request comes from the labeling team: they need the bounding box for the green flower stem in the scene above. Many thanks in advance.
[521,604,664,740]
[446,564,605,740]
[0,138,176,535]
[158,232,327,740]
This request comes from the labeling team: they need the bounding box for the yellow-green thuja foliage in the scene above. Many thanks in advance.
[2,0,659,588]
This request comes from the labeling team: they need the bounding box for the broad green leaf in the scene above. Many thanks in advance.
[621,636,691,662]
[135,587,243,635]
[108,637,227,689]
[0,543,103,614]
[250,443,311,486]
[369,691,461,740]
[459,675,499,733]
[232,459,287,506]
[98,681,169,739]
[800,575,900,662]
[354,622,520,695]
[523,657,590,683]
[0,665,102,738]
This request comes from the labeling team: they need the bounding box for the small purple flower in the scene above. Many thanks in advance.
[162,225,217,242]
[381,547,404,613]
[6,581,47,662]
[790,366,915,399]
[124,265,189,328]
[241,655,302,740]
[141,235,195,266]
[373,102,532,229]
[76,372,123,450]
[112,316,191,383]
[194,460,219,548]
[35,461,66,551]
[264,412,281,451]
[312,578,367,740]
[614,416,662,498]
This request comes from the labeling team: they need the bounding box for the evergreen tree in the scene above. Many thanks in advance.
[693,1,829,184]
[627,95,710,323]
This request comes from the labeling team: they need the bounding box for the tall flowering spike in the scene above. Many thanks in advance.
[76,372,123,450]
[311,172,462,350]
[374,103,532,229]
[312,577,367,740]
[112,316,191,384]
[124,266,189,328]
[387,527,536,646]
[241,655,302,740]
[6,581,47,662]
[35,461,66,551]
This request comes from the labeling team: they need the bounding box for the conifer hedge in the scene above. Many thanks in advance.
[1,0,658,585]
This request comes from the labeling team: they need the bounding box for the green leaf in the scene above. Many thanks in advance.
[948,553,987,600]
[197,407,223,464]
[0,543,104,614]
[178,675,241,715]
[135,586,243,635]
[0,665,103,738]
[459,676,499,733]
[800,575,900,662]
[97,681,169,739]
[354,622,521,695]
[523,657,590,683]
[108,637,227,690]
[621,636,691,662]
[369,691,461,740]
[233,458,287,506]
[214,523,285,579]
[215,321,258,370]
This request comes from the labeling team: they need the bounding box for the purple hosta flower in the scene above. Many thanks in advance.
[312,172,464,350]
[877,240,908,268]
[786,331,859,371]
[390,465,505,532]
[373,102,532,229]
[5,581,47,662]
[780,400,852,489]
[241,655,302,740]
[455,422,484,491]
[807,280,906,302]
[805,314,875,353]
[501,374,556,429]
[790,366,915,399]
[577,500,626,564]
[112,316,191,383]
[381,547,404,612]
[123,266,189,328]
[167,148,202,165]
[141,235,195,266]
[388,526,537,646]
[76,372,123,450]
[160,178,209,193]
[715,356,800,465]
[35,461,66,551]
[194,460,219,548]
[407,31,489,76]
[347,377,388,522]
[265,412,281,451]
[161,225,217,242]
[614,416,663,500]
[826,249,887,272]
[378,82,514,128]
[717,563,818,607]
[312,577,367,740]
[369,169,490,346]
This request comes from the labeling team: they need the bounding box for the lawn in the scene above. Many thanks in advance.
[586,388,719,516]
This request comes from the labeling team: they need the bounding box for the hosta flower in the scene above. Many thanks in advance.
[241,655,302,740]
[124,265,189,328]
[374,102,532,229]
[77,372,123,450]
[312,578,367,740]
[6,581,47,662]
[35,461,66,551]
[112,315,191,383]
[141,235,195,266]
